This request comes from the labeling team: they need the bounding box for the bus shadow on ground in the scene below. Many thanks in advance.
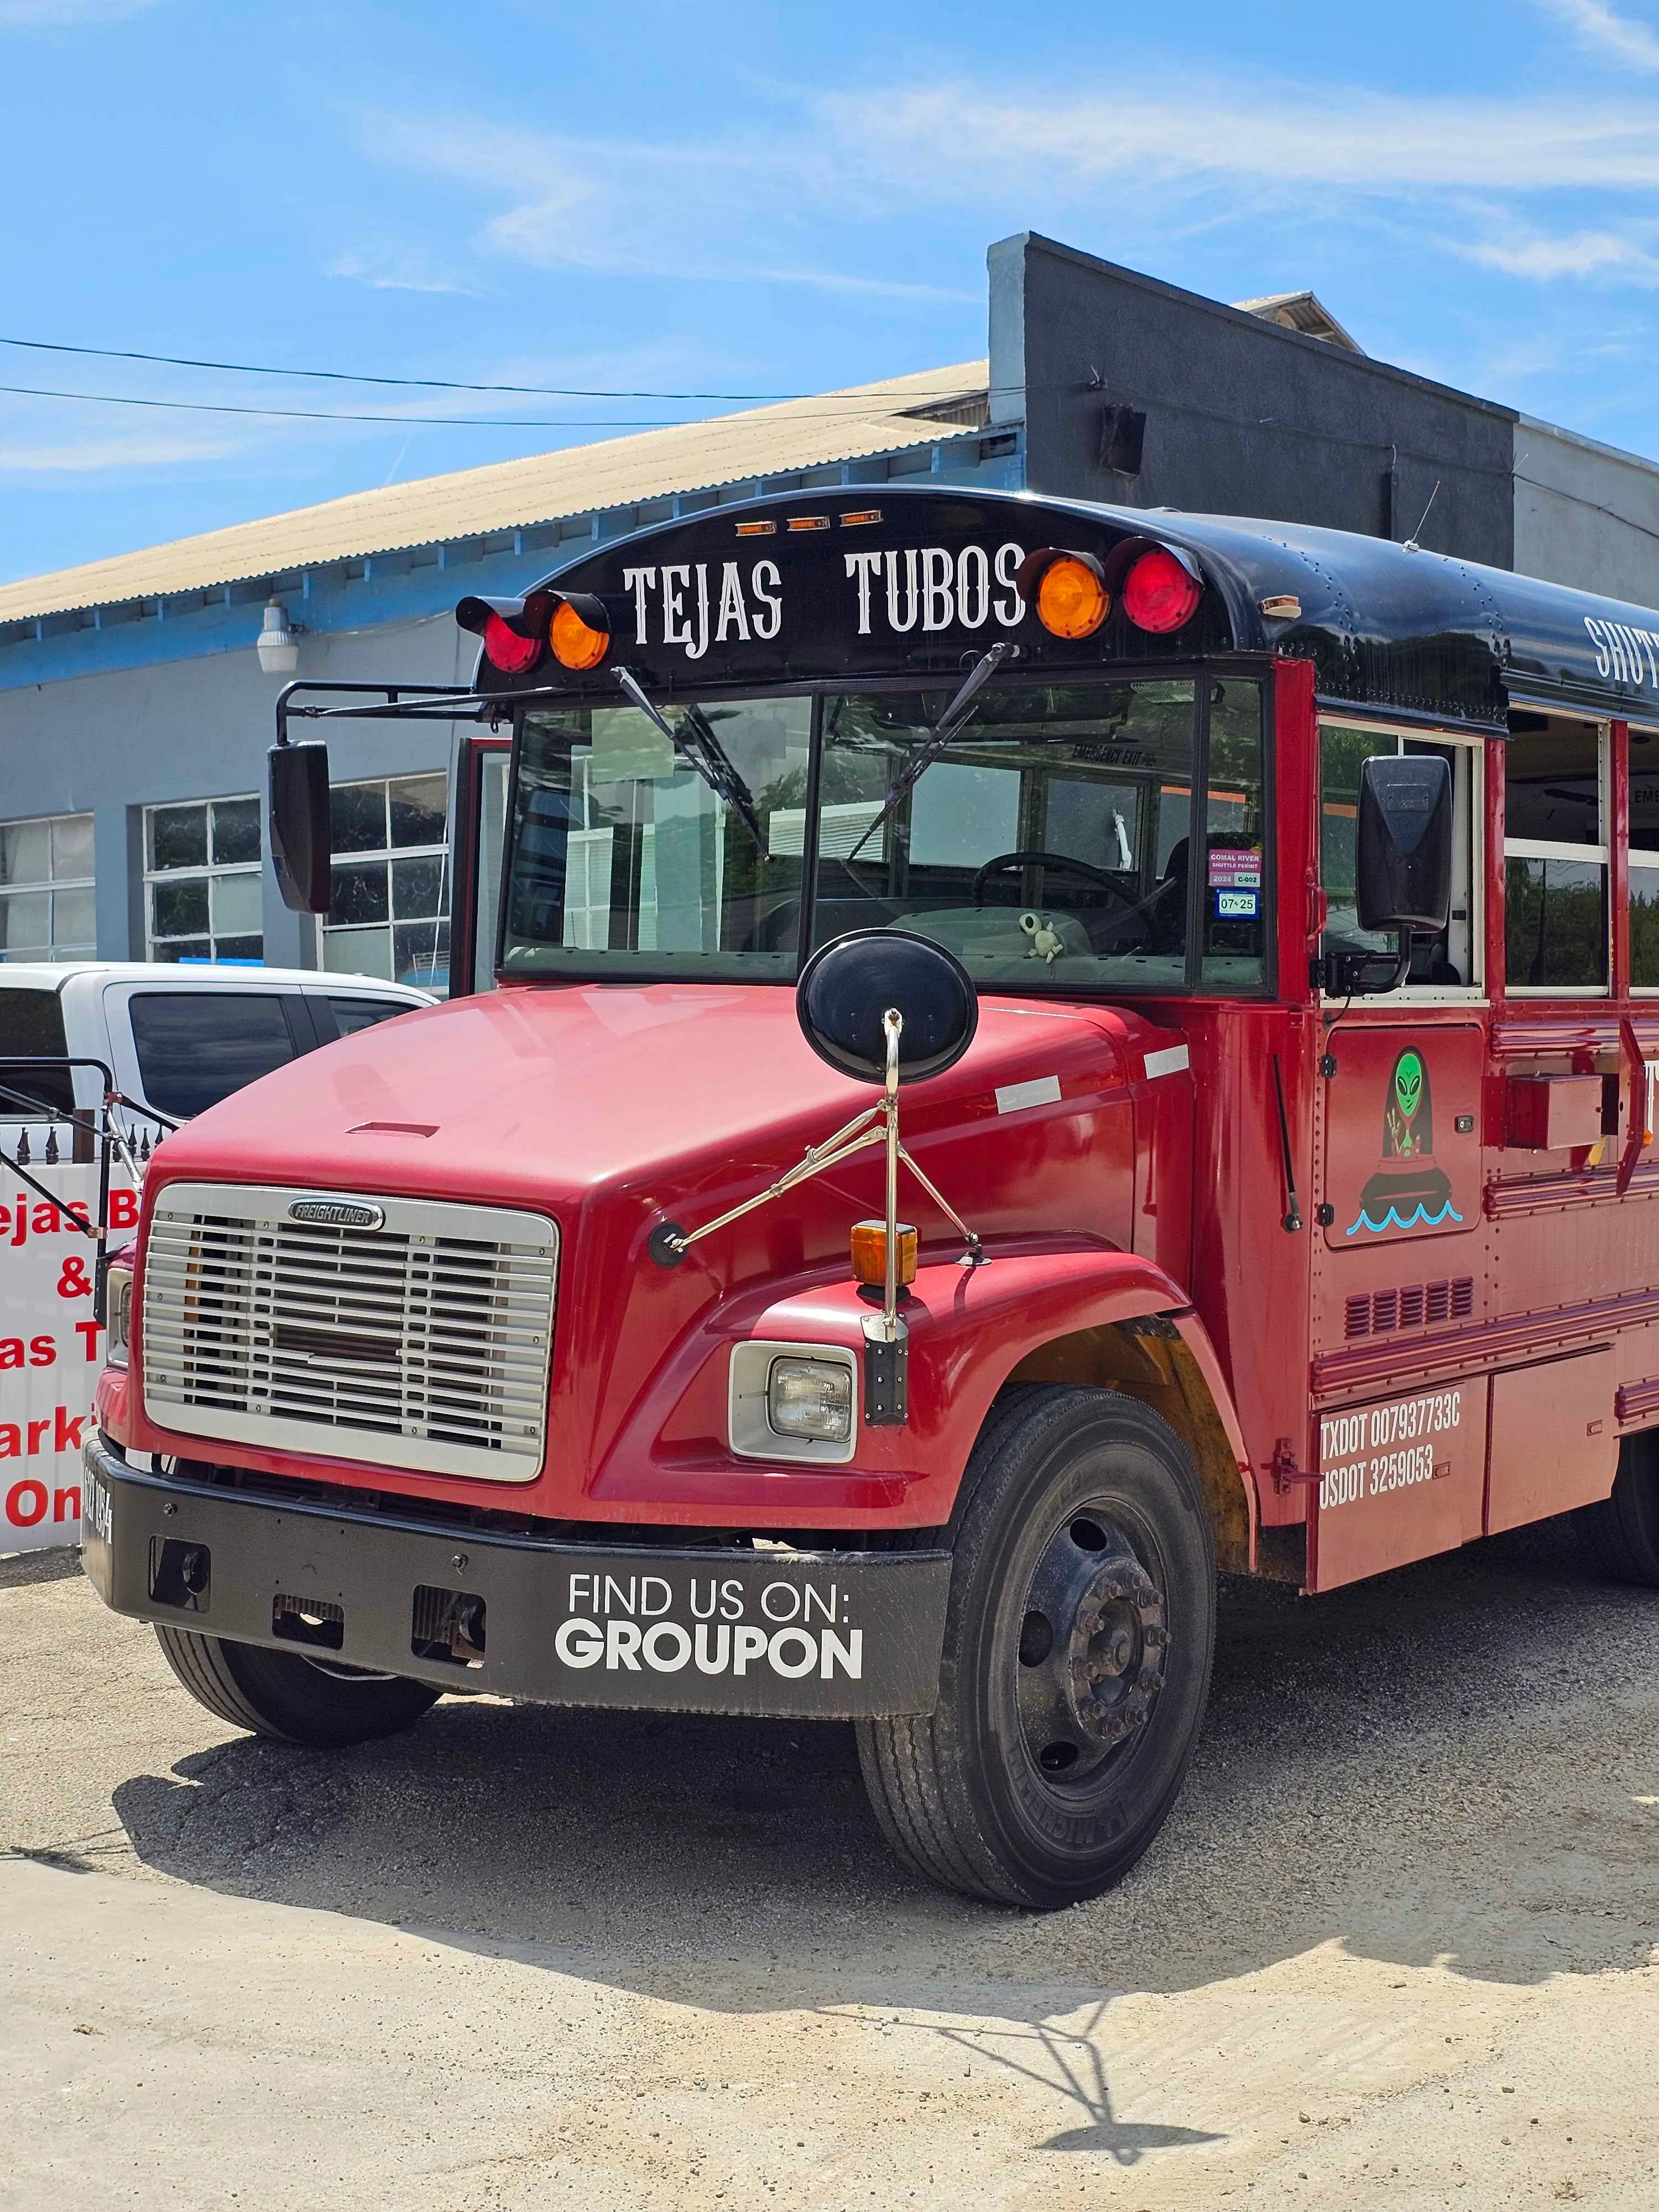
[108,1516,1659,2013]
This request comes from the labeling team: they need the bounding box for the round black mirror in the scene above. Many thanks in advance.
[796,928,978,1086]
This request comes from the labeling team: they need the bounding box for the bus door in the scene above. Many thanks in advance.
[448,731,512,998]
[1307,723,1488,1590]
[1477,708,1627,1535]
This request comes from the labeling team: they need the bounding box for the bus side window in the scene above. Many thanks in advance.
[1319,726,1478,989]
[1503,712,1606,993]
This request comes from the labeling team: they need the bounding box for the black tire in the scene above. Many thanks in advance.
[858,1386,1215,1908]
[153,1625,440,1749]
[1576,1429,1659,1585]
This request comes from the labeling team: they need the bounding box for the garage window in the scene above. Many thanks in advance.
[145,796,263,964]
[323,774,449,992]
[0,813,95,962]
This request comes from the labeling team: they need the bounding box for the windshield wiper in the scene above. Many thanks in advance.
[614,667,763,847]
[842,640,1015,867]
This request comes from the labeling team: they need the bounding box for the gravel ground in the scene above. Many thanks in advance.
[2,1523,1658,2210]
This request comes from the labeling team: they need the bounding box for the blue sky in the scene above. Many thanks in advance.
[3,0,1659,583]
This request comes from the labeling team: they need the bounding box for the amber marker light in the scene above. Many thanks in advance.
[735,519,776,536]
[851,1218,918,1289]
[1122,546,1203,634]
[1036,554,1110,640]
[839,509,883,527]
[549,598,609,671]
[787,515,831,531]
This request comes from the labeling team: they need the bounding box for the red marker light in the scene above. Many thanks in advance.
[1121,547,1202,634]
[482,613,542,674]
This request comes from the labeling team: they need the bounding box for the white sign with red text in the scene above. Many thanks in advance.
[1,1156,141,1552]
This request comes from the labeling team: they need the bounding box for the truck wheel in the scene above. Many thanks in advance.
[1575,1429,1659,1585]
[857,1386,1215,1908]
[153,1626,440,1749]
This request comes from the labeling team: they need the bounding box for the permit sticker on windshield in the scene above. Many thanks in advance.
[1216,889,1258,917]
[1208,848,1261,889]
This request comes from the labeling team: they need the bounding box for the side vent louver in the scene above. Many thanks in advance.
[1344,1277,1475,1340]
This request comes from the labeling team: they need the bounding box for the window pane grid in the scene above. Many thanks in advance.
[0,812,96,962]
[322,774,450,991]
[144,797,263,964]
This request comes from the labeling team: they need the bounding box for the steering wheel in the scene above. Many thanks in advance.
[970,849,1154,954]
[971,850,1138,912]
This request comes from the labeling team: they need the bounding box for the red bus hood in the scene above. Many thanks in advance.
[147,980,1162,1217]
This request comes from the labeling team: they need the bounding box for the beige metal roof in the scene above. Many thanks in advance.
[0,362,989,625]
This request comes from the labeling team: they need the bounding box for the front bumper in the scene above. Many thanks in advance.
[80,1436,952,1719]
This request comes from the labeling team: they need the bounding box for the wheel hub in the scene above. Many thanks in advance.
[1016,1512,1168,1783]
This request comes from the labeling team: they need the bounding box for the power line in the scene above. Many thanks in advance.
[0,333,801,400]
[0,375,993,434]
[0,333,975,405]
[0,379,750,429]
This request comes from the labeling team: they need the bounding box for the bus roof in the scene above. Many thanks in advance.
[458,484,1659,732]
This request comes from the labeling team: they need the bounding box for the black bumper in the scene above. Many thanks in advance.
[80,1437,952,1719]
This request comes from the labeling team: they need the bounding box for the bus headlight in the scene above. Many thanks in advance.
[728,1340,858,1463]
[106,1255,135,1368]
[768,1357,854,1443]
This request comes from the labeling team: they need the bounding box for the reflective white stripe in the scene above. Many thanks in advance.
[1143,1044,1191,1081]
[995,1074,1062,1114]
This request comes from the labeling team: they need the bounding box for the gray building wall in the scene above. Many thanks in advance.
[1512,416,1659,604]
[991,232,1517,565]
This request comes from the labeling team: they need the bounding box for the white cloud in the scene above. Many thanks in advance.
[819,83,1659,196]
[1535,0,1659,69]
[1460,226,1659,280]
[356,109,879,287]
[325,251,481,297]
[360,79,1659,307]
[0,431,238,471]
[0,0,156,23]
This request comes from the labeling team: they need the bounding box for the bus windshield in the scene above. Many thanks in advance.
[501,678,1266,992]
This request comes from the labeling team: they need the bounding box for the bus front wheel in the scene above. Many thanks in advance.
[857,1386,1216,1908]
[154,1625,441,1748]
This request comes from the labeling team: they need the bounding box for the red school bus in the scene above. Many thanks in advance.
[79,484,1659,1907]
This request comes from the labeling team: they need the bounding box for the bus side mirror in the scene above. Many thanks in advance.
[268,741,333,915]
[796,928,978,1085]
[1356,753,1453,936]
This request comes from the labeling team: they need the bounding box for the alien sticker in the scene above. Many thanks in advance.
[1347,1046,1464,1236]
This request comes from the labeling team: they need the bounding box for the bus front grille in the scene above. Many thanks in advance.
[140,1181,559,1484]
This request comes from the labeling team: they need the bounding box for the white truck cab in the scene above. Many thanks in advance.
[0,962,434,1133]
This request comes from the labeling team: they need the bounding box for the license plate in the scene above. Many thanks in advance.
[80,1454,113,1600]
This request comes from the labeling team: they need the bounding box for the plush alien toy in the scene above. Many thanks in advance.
[1020,911,1066,964]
